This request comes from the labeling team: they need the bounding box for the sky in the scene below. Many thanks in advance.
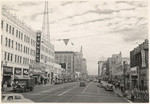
[2,0,148,75]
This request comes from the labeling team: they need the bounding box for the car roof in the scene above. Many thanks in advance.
[2,94,23,96]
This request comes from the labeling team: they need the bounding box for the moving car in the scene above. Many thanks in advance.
[2,94,34,103]
[80,81,86,87]
[105,83,113,91]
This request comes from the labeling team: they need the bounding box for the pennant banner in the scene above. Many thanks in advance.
[63,39,69,45]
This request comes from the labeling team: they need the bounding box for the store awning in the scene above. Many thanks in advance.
[14,75,30,79]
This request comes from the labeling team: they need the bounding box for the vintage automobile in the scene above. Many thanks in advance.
[105,83,114,91]
[13,77,35,93]
[2,94,34,102]
[80,81,86,87]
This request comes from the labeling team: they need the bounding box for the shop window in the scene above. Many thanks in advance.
[6,23,8,32]
[1,20,3,29]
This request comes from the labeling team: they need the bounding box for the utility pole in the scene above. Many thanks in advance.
[123,61,128,91]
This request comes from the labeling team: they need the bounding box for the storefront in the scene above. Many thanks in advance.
[2,66,13,87]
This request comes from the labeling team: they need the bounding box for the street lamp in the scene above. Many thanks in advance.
[123,61,128,91]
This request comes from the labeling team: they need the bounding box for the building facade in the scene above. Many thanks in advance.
[1,6,36,86]
[98,61,106,77]
[130,39,149,90]
[54,51,76,80]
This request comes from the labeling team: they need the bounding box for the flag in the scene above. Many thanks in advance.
[71,43,74,45]
[63,39,69,45]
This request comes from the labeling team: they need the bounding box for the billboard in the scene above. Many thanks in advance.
[36,32,41,62]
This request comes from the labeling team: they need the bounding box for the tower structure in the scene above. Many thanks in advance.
[42,1,50,42]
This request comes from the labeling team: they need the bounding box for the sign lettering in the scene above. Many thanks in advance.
[36,32,41,62]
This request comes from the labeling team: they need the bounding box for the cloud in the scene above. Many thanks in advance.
[121,27,148,42]
[18,2,41,6]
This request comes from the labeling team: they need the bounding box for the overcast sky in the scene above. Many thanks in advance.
[2,0,148,75]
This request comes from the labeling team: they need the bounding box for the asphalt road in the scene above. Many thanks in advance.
[21,81,130,103]
[3,81,130,103]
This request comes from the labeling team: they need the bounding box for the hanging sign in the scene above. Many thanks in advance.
[141,49,146,68]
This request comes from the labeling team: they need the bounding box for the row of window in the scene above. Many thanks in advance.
[4,37,36,57]
[1,20,36,46]
[4,52,34,65]
[41,45,54,56]
[41,54,54,62]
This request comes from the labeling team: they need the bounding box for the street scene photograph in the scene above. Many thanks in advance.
[1,0,149,103]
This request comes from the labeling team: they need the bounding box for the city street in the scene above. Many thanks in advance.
[3,82,130,103]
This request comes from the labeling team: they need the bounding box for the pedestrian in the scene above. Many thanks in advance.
[131,89,134,101]
[3,82,7,90]
[10,80,14,91]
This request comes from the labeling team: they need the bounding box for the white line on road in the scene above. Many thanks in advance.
[58,86,77,96]
[82,82,91,94]
[97,87,100,95]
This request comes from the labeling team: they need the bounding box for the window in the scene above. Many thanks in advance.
[17,56,19,63]
[11,54,13,61]
[1,35,3,44]
[18,43,20,50]
[12,40,13,48]
[24,46,25,52]
[12,27,14,35]
[15,96,21,99]
[21,33,23,40]
[19,31,20,38]
[20,44,22,51]
[8,39,11,47]
[6,24,8,32]
[7,53,10,61]
[1,20,3,29]
[9,25,11,33]
[4,52,7,60]
[20,57,22,63]
[16,42,17,50]
[15,55,17,62]
[24,35,26,42]
[16,30,18,37]
[5,37,7,46]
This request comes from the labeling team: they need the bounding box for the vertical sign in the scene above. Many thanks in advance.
[141,49,146,68]
[36,32,41,62]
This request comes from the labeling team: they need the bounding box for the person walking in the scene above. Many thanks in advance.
[3,82,7,90]
[131,89,135,101]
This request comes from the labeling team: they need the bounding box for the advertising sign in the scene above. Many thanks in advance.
[3,66,13,76]
[141,49,146,68]
[23,69,29,75]
[36,32,41,62]
[15,68,22,75]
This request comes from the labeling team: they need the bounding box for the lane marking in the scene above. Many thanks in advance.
[97,87,100,95]
[58,86,77,96]
[82,82,91,94]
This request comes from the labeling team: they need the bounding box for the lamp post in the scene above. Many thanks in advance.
[123,61,128,91]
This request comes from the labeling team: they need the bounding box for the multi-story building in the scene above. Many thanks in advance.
[106,53,122,76]
[81,58,88,78]
[54,51,76,80]
[1,6,36,86]
[74,52,83,72]
[34,31,55,84]
[98,61,106,77]
[130,39,149,90]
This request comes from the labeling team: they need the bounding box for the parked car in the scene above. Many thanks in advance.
[2,94,34,102]
[105,84,113,91]
[80,81,86,87]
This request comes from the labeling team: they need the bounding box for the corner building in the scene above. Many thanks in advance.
[1,7,36,86]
